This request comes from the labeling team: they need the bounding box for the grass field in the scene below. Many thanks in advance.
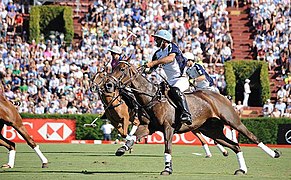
[0,143,290,180]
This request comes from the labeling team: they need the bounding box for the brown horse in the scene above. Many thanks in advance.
[108,61,281,175]
[0,82,48,168]
[91,71,228,157]
[91,72,140,141]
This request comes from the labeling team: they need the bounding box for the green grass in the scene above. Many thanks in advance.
[0,143,290,180]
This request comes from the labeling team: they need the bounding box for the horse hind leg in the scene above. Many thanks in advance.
[13,125,49,168]
[0,123,16,168]
[0,135,16,168]
[191,130,212,158]
[199,121,247,175]
[228,121,281,158]
[214,141,228,156]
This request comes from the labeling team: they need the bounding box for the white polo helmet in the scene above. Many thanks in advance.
[108,46,122,54]
[183,52,195,61]
[152,30,173,42]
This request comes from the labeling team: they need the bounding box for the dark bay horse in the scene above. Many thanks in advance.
[91,71,228,157]
[108,61,280,175]
[0,83,48,168]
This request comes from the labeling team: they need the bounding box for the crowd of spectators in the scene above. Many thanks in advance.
[250,1,290,74]
[83,0,236,65]
[0,0,289,117]
[0,0,235,115]
[249,0,290,117]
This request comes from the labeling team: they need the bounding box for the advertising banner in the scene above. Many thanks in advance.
[1,119,76,143]
[277,124,291,145]
[139,126,237,145]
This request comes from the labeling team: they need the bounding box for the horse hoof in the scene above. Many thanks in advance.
[205,155,212,158]
[274,149,281,158]
[115,147,126,156]
[223,151,229,157]
[1,164,11,169]
[42,163,49,168]
[234,169,246,175]
[160,170,172,175]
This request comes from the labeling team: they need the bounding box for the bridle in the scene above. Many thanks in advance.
[91,72,124,111]
[112,61,167,110]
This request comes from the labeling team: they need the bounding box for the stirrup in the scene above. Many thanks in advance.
[181,114,192,125]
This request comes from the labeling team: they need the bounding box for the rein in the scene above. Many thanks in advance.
[91,72,125,111]
[115,63,167,110]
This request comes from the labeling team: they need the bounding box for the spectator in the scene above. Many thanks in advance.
[274,98,286,116]
[220,42,232,63]
[271,107,281,118]
[283,99,291,117]
[262,99,274,117]
[100,120,114,141]
[277,85,288,102]
[235,100,244,117]
[243,79,251,106]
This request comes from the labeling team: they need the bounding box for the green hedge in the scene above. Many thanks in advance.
[225,60,270,106]
[20,114,291,144]
[240,117,291,144]
[29,5,74,44]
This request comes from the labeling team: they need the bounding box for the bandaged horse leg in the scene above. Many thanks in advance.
[0,134,16,168]
[203,144,212,158]
[34,145,48,168]
[193,131,212,157]
[258,142,280,158]
[162,153,172,174]
[3,150,16,168]
[115,122,140,156]
[215,143,228,156]
[235,152,248,174]
[124,125,138,153]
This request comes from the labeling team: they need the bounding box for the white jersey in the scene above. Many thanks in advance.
[154,44,181,81]
[153,43,189,92]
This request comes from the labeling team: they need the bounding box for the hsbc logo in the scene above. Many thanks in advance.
[38,123,73,141]
[2,119,76,143]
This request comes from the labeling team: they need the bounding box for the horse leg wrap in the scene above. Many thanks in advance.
[203,144,212,157]
[163,153,172,173]
[216,144,227,154]
[124,139,135,150]
[128,125,138,136]
[236,152,247,173]
[34,145,48,164]
[7,150,16,168]
[258,142,276,158]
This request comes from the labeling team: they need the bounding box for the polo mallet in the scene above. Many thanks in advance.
[119,30,137,61]
[83,117,98,127]
[120,30,137,48]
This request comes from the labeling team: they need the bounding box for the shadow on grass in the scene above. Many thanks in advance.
[84,154,163,158]
[0,170,159,175]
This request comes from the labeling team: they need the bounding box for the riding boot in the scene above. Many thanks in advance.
[169,87,192,125]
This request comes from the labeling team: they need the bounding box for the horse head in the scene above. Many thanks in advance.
[90,70,135,138]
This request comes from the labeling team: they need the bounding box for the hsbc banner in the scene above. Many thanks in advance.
[140,126,237,145]
[2,119,76,143]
